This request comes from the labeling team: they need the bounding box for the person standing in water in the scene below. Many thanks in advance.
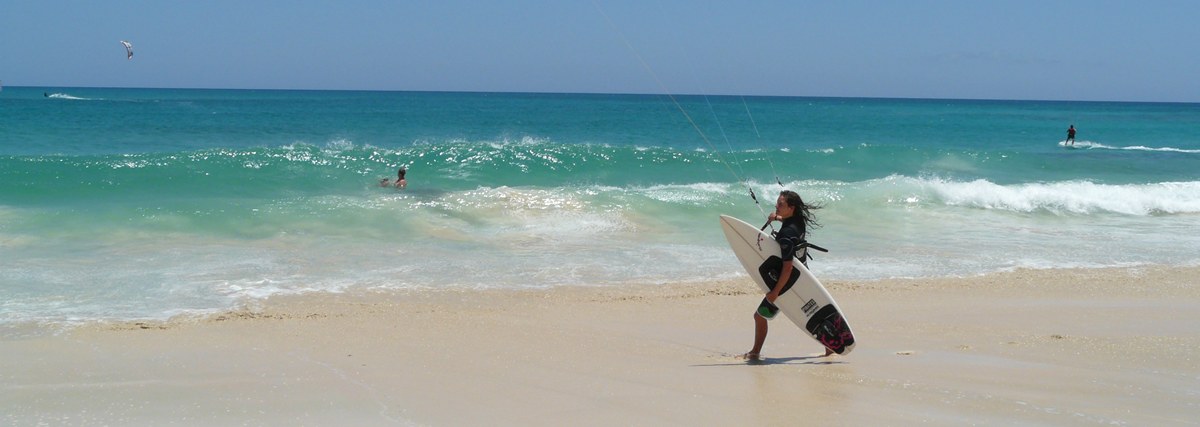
[395,167,407,189]
[1066,125,1076,146]
[742,190,832,360]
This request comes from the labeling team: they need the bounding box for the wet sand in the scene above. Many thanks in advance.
[3,266,1198,426]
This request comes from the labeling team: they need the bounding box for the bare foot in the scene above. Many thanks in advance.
[738,352,761,361]
[823,348,834,357]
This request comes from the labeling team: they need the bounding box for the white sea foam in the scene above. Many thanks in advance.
[1062,140,1200,154]
[46,93,92,100]
[5,175,1199,328]
[639,182,732,204]
[855,175,1200,215]
[919,178,1200,215]
[1119,145,1200,154]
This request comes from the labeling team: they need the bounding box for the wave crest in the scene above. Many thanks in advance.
[907,177,1200,215]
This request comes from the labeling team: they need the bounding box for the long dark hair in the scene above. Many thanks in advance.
[780,190,821,231]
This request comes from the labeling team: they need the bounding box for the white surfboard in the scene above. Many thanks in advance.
[720,214,856,355]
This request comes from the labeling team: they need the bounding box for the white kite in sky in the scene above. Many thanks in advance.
[121,40,133,60]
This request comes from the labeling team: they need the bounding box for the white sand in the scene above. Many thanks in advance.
[3,266,1198,426]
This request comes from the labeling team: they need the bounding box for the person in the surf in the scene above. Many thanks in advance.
[741,190,832,361]
[1066,125,1076,146]
[395,167,407,189]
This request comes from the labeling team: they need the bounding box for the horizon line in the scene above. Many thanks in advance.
[4,84,1198,105]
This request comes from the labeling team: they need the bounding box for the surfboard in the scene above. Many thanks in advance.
[719,214,856,355]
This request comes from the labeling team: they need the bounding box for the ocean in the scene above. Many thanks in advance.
[2,87,1198,330]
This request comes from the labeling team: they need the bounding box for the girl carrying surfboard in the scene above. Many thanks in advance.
[742,190,831,360]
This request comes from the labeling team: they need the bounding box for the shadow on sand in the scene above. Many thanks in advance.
[691,354,847,367]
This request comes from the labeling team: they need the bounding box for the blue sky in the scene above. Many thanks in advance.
[2,0,1198,101]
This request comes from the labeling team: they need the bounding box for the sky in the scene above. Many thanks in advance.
[2,0,1198,102]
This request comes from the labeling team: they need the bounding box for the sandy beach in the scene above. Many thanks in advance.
[3,266,1198,426]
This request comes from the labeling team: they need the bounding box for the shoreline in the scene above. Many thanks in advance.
[3,265,1198,425]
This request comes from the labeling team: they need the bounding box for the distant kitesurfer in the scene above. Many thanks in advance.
[741,190,831,361]
[1066,125,1076,146]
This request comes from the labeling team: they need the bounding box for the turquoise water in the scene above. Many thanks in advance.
[2,87,1199,327]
